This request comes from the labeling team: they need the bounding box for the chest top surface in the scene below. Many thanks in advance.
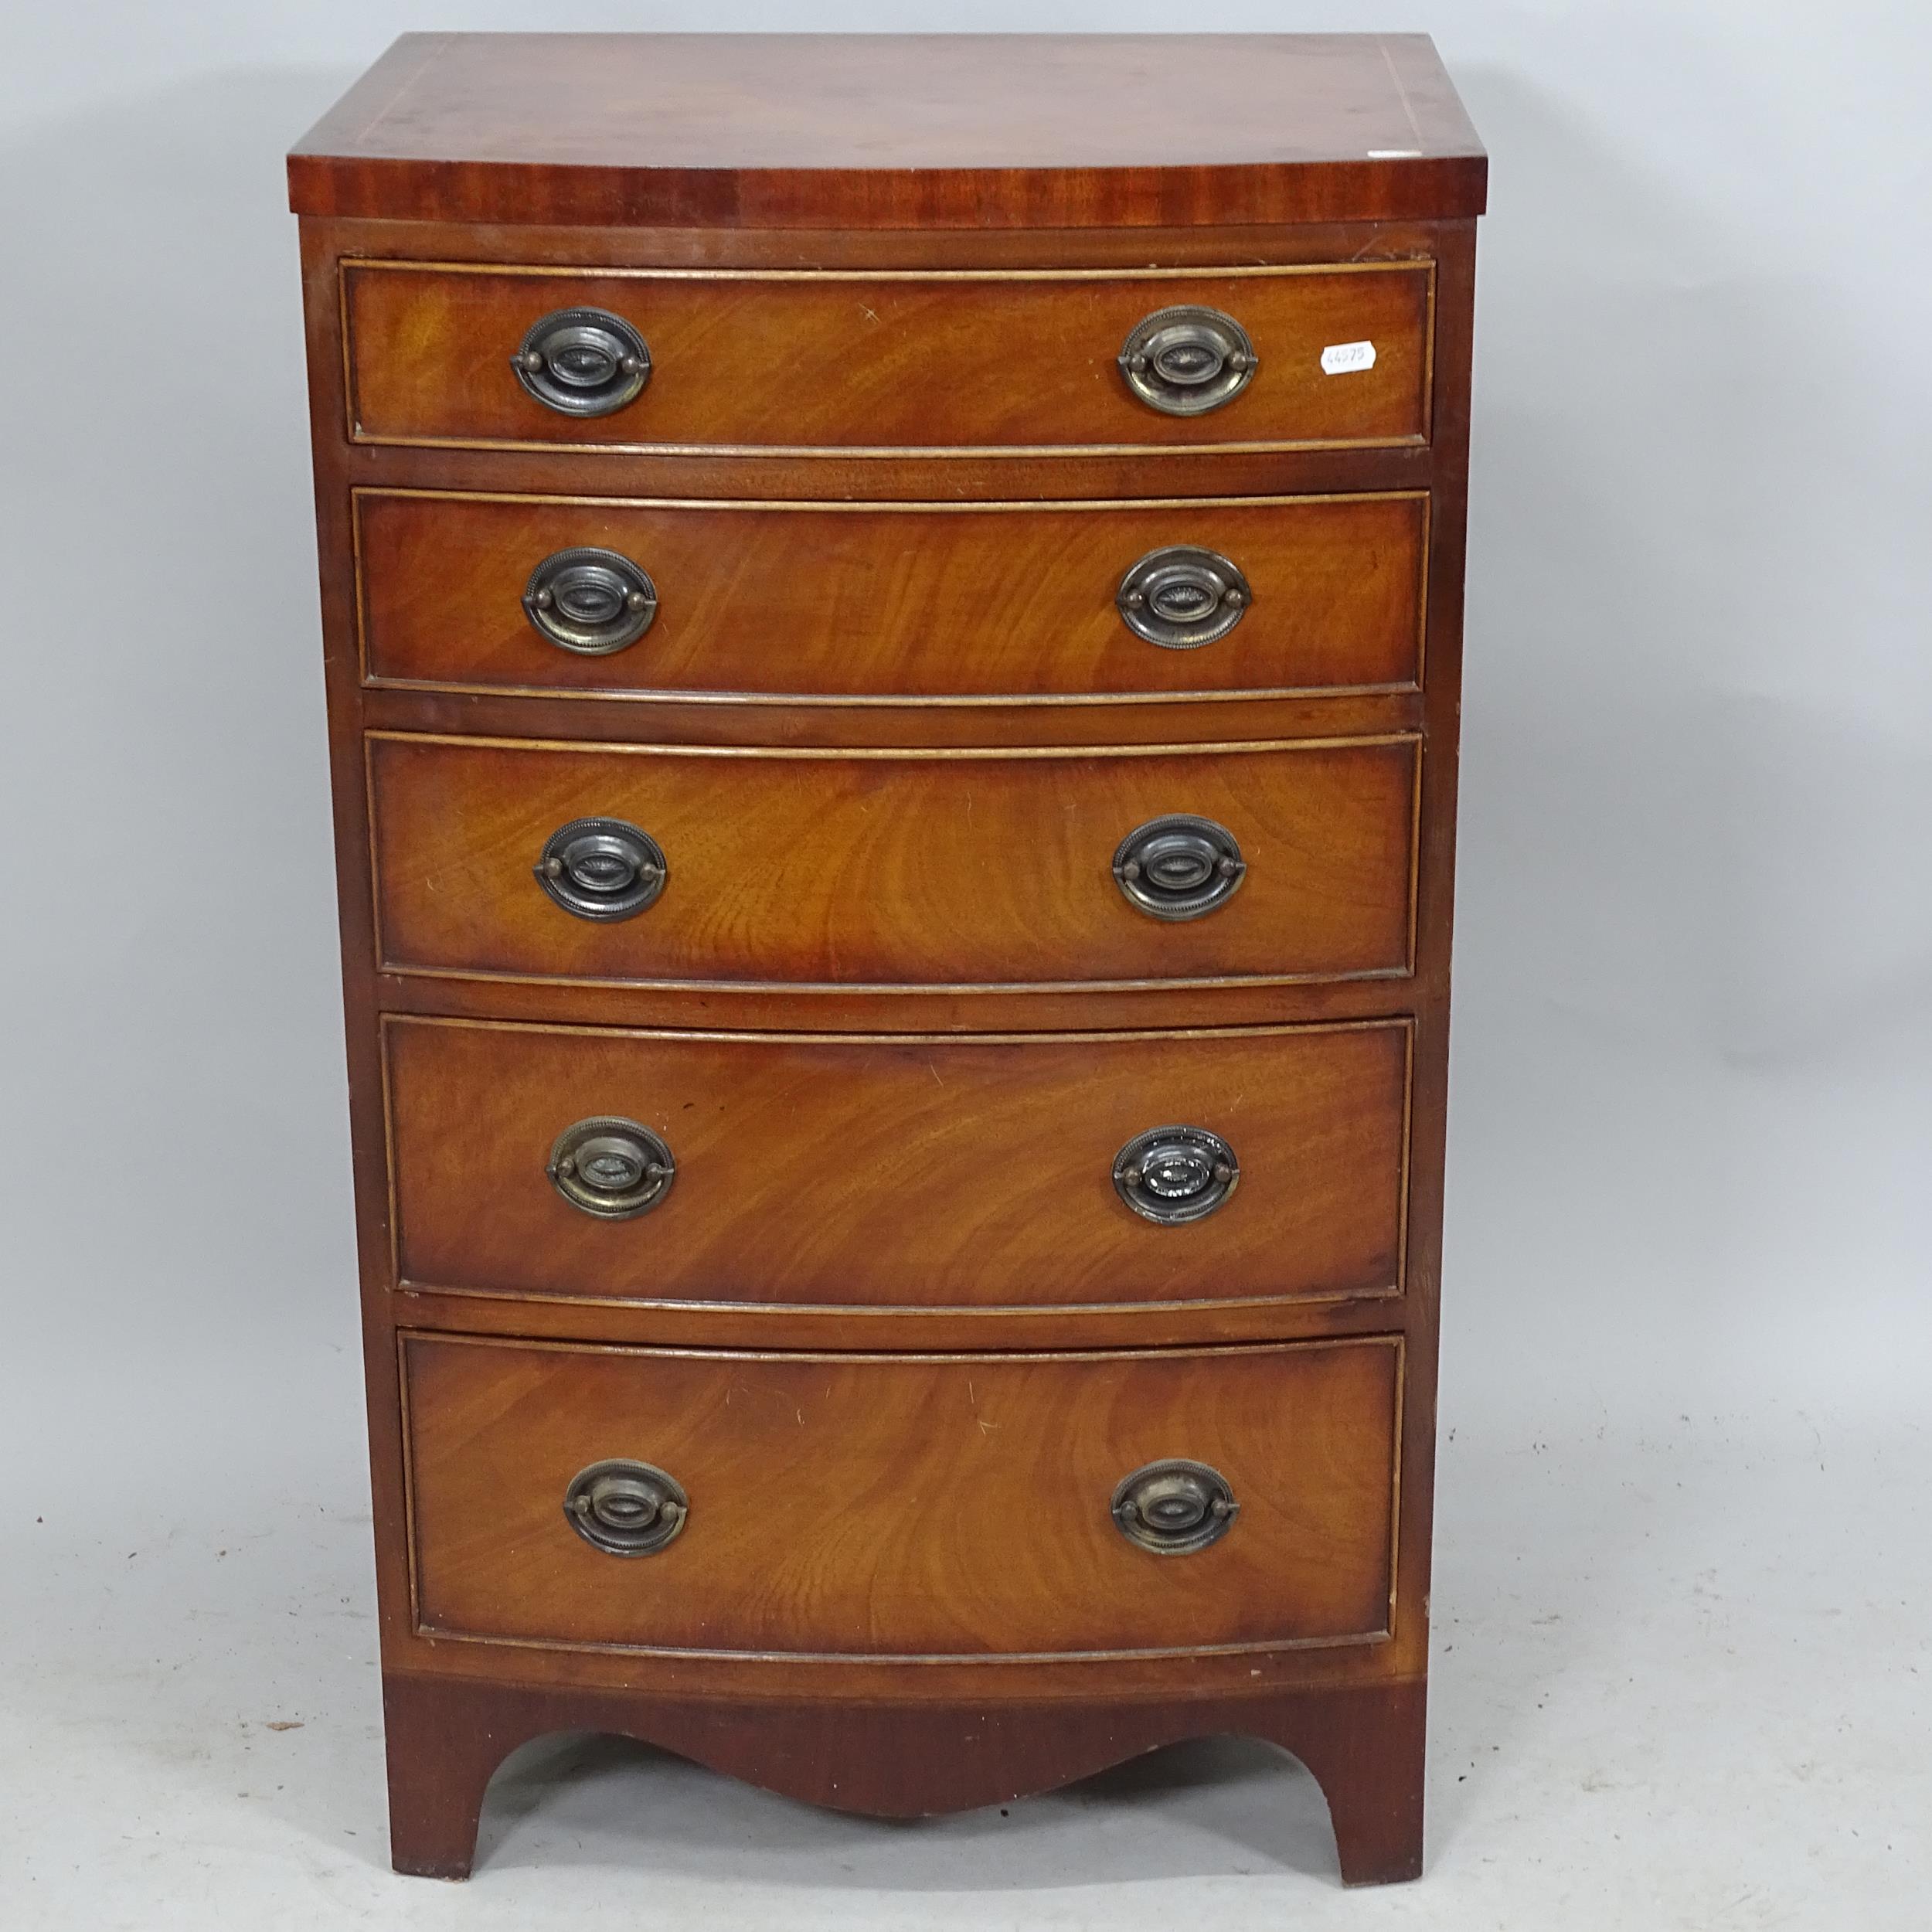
[287,32,1486,231]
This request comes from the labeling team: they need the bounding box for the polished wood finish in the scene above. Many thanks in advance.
[389,1276,1415,1358]
[383,1672,1427,1883]
[366,733,1420,989]
[343,260,1432,455]
[294,32,1481,1889]
[361,677,1422,750]
[403,1335,1400,1658]
[383,1017,1410,1310]
[291,33,1486,231]
[355,488,1428,702]
[316,221,1454,508]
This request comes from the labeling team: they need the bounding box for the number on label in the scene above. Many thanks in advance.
[1320,340,1378,376]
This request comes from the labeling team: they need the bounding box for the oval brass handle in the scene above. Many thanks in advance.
[1111,1459,1239,1554]
[548,1116,675,1219]
[1117,306,1257,417]
[563,1459,688,1556]
[1113,1125,1239,1226]
[1112,814,1244,920]
[1117,546,1252,650]
[536,817,667,921]
[512,307,651,417]
[524,547,658,655]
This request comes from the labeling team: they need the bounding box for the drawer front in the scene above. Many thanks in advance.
[384,1018,1408,1309]
[403,1335,1400,1658]
[342,262,1432,453]
[356,490,1427,702]
[366,733,1418,988]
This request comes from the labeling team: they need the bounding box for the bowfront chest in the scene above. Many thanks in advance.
[288,31,1485,1885]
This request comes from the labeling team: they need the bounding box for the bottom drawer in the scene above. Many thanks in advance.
[402,1334,1400,1661]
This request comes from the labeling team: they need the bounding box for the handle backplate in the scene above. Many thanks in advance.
[1117,546,1252,649]
[1117,306,1257,417]
[536,818,667,921]
[1112,814,1245,920]
[523,547,658,655]
[512,308,651,417]
[1113,1124,1240,1226]
[548,1116,675,1219]
[1111,1458,1240,1554]
[564,1459,688,1556]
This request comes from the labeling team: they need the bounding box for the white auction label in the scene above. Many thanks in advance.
[1321,340,1377,376]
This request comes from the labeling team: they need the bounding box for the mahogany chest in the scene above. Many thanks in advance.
[288,32,1485,1885]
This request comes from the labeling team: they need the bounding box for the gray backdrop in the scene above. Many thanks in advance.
[2,5,1926,1927]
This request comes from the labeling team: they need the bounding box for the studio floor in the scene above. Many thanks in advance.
[4,1358,1922,1930]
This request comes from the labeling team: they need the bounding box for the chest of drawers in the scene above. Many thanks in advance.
[289,31,1485,1886]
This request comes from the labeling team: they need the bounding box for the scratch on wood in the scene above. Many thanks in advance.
[967,1378,998,1434]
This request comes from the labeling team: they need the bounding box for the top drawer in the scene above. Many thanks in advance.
[341,261,1434,455]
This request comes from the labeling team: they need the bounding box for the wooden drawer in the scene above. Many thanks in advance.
[383,1016,1408,1311]
[342,260,1432,454]
[366,732,1419,989]
[402,1333,1400,1658]
[355,488,1427,702]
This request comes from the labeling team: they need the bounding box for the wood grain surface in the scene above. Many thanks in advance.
[342,260,1432,454]
[290,32,1485,231]
[289,33,1485,1888]
[382,1670,1427,1882]
[402,1334,1400,1658]
[366,732,1420,988]
[355,488,1428,702]
[383,1016,1410,1309]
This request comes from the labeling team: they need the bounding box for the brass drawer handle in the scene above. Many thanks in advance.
[1111,1459,1239,1554]
[1112,814,1244,920]
[1117,306,1256,417]
[1117,546,1251,650]
[512,307,651,417]
[536,817,667,921]
[1113,1125,1239,1226]
[548,1117,675,1219]
[524,547,658,655]
[564,1460,688,1556]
